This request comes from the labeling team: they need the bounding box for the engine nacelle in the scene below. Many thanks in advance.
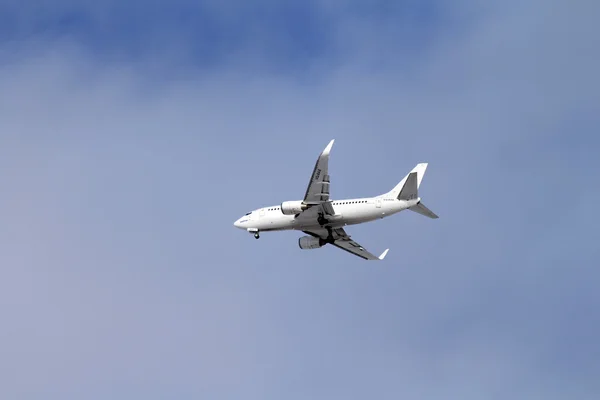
[280,200,308,215]
[298,235,326,250]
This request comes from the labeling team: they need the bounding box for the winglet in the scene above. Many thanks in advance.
[378,248,389,260]
[322,139,335,156]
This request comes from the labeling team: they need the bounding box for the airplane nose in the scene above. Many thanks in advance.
[234,219,242,228]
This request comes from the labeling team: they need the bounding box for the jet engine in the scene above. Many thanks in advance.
[280,200,308,215]
[298,235,326,249]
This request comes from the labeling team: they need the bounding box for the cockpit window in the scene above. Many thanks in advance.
[245,212,252,215]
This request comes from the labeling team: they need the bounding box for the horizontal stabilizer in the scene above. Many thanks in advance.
[409,202,439,219]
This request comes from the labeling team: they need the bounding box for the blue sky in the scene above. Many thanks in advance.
[0,0,458,80]
[1,1,599,399]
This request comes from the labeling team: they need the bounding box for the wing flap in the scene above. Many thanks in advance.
[303,227,388,261]
[332,241,385,260]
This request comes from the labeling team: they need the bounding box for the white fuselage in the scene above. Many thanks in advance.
[233,196,420,232]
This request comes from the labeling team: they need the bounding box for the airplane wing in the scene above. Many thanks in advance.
[303,227,389,261]
[303,139,334,205]
[296,200,336,220]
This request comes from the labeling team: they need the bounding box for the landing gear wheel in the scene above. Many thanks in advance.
[254,233,260,239]
[326,227,334,243]
[317,213,328,226]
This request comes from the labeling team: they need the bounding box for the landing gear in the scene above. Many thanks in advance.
[325,226,334,244]
[317,212,328,226]
[254,232,260,239]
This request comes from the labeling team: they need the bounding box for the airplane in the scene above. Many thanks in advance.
[233,139,438,260]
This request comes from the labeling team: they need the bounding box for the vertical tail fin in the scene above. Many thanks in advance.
[385,163,439,219]
[386,163,429,199]
[398,172,418,201]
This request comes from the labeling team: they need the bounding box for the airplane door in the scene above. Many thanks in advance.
[376,198,382,208]
[259,208,266,218]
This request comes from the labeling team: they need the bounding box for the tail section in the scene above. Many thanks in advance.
[385,162,439,219]
[386,163,429,199]
[398,171,418,201]
[409,202,438,219]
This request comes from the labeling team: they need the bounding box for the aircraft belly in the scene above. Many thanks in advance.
[253,214,297,231]
[341,208,375,224]
[276,205,388,230]
[343,215,378,226]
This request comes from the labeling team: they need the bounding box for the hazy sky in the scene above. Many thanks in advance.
[1,1,599,399]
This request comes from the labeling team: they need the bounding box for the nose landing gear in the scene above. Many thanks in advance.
[247,228,260,239]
